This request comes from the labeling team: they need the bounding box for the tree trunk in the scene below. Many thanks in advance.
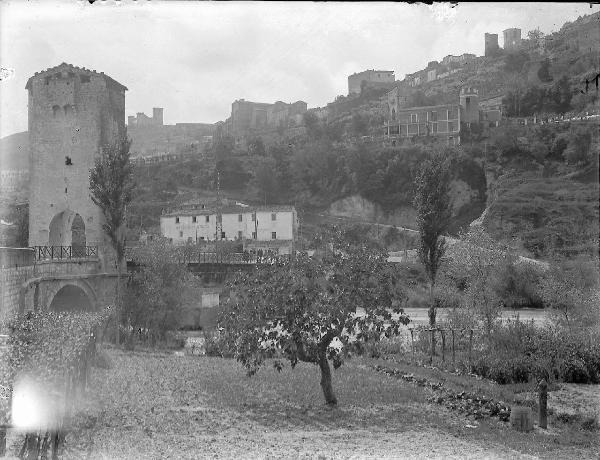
[318,351,337,406]
[428,282,437,358]
[115,259,121,346]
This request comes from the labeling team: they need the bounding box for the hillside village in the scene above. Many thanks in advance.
[0,4,599,459]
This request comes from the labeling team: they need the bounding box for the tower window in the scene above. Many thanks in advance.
[205,215,209,223]
[192,216,197,223]
[271,232,277,239]
[271,213,276,221]
[238,214,243,222]
[52,105,61,117]
[65,156,73,166]
[80,75,91,83]
[45,77,51,85]
[175,217,180,223]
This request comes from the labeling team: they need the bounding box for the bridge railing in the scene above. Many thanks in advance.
[31,245,99,261]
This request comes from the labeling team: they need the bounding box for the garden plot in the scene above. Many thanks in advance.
[34,348,599,459]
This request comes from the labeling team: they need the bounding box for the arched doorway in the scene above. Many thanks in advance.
[49,285,93,312]
[49,211,69,246]
[71,214,86,257]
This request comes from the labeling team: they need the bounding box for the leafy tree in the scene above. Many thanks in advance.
[504,50,530,73]
[303,112,322,140]
[248,137,266,157]
[351,112,369,136]
[537,58,552,82]
[444,227,516,335]
[89,134,135,344]
[538,257,600,328]
[563,126,593,165]
[125,241,199,346]
[413,150,453,327]
[212,136,235,160]
[253,160,279,204]
[219,233,409,406]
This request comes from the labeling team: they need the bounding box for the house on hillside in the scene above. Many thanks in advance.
[160,204,298,254]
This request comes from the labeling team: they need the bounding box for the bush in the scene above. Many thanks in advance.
[204,329,235,358]
[470,323,600,384]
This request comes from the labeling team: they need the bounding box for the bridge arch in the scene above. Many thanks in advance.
[46,279,97,312]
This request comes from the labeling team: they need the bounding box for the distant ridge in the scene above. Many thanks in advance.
[0,131,29,170]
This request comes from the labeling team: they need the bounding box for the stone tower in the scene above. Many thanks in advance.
[484,33,499,57]
[26,63,127,260]
[503,28,522,52]
[152,107,164,125]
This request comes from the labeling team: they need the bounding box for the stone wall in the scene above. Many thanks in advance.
[0,265,34,328]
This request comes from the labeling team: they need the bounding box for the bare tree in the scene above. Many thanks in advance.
[89,134,135,345]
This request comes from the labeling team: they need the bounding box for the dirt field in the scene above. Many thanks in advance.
[6,347,597,460]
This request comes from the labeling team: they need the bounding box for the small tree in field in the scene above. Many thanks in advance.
[444,227,516,335]
[89,134,135,344]
[219,231,409,406]
[413,150,452,327]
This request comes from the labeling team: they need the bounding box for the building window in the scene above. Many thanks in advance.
[448,121,455,132]
[271,232,277,239]
[192,216,197,223]
[52,105,60,117]
[430,111,437,122]
[205,215,209,223]
[271,213,276,221]
[80,75,91,83]
[252,232,257,239]
[432,123,438,134]
[447,109,451,120]
[221,231,226,239]
[179,231,183,237]
[238,214,243,222]
[175,217,180,223]
[410,113,417,123]
[465,97,471,104]
[252,213,257,222]
[238,231,243,239]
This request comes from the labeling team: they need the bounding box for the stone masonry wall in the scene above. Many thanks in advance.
[0,266,34,328]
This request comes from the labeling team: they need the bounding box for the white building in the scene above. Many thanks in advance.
[160,204,298,254]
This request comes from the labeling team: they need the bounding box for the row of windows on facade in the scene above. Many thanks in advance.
[174,213,278,224]
[178,231,278,240]
[45,73,91,84]
[391,108,458,123]
[389,121,458,136]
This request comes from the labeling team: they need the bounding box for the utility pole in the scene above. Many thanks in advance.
[215,170,222,259]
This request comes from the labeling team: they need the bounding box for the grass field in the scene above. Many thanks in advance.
[21,347,598,460]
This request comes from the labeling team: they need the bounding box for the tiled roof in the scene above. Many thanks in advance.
[26,62,128,91]
[162,204,296,218]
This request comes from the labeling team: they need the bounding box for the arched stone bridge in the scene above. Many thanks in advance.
[0,247,118,323]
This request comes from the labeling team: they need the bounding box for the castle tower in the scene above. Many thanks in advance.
[503,28,522,52]
[485,33,499,57]
[26,63,127,258]
[459,87,480,125]
[152,107,164,125]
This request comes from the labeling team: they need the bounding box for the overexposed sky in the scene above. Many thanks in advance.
[0,1,597,137]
